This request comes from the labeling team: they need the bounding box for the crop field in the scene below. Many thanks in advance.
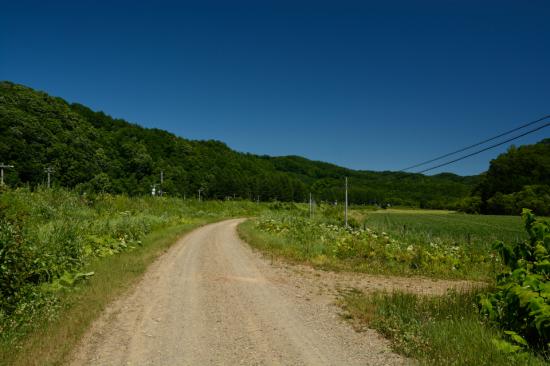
[363,209,527,251]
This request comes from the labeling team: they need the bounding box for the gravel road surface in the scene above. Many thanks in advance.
[71,219,406,366]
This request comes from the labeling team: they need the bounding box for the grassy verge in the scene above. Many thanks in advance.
[237,219,309,264]
[237,217,496,280]
[340,289,547,366]
[0,219,214,366]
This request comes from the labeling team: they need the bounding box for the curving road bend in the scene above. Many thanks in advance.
[70,219,404,366]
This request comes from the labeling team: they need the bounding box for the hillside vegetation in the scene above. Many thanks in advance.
[0,81,477,208]
[469,139,550,216]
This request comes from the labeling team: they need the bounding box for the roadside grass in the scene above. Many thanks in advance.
[238,209,507,280]
[239,208,550,365]
[340,289,548,366]
[238,219,315,264]
[239,218,412,274]
[0,220,214,366]
[0,187,269,366]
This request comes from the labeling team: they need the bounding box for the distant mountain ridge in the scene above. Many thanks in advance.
[0,81,479,207]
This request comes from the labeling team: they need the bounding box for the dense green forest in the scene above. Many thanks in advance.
[0,81,480,207]
[462,139,550,215]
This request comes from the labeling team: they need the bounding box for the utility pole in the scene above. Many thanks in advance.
[160,170,164,196]
[44,166,54,188]
[0,163,14,186]
[344,177,348,228]
[309,192,312,219]
[198,188,202,202]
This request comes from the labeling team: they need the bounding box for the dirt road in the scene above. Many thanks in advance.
[71,219,406,365]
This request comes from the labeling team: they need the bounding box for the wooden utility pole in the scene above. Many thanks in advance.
[0,163,14,186]
[160,170,164,196]
[309,192,312,219]
[44,166,54,188]
[344,177,348,228]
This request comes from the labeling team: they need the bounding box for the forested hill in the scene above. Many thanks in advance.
[471,139,550,215]
[0,81,479,207]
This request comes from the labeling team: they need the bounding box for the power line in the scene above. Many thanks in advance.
[401,114,550,171]
[415,122,550,174]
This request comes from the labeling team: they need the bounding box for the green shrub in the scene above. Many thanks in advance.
[0,218,32,314]
[480,209,550,353]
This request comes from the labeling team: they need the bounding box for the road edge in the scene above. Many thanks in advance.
[1,219,220,366]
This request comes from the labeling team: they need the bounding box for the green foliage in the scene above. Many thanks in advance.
[480,209,550,352]
[0,81,477,207]
[486,185,550,216]
[457,195,482,214]
[341,289,547,365]
[0,187,263,343]
[246,207,518,279]
[474,140,550,216]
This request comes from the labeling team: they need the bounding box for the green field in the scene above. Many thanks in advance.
[363,209,527,251]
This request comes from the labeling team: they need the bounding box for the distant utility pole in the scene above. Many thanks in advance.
[198,188,202,202]
[160,170,164,196]
[344,177,348,228]
[44,166,54,188]
[309,192,313,219]
[0,163,14,186]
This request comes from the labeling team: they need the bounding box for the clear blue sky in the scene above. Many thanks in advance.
[1,1,549,176]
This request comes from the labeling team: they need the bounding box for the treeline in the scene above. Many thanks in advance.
[459,139,550,216]
[0,81,477,207]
